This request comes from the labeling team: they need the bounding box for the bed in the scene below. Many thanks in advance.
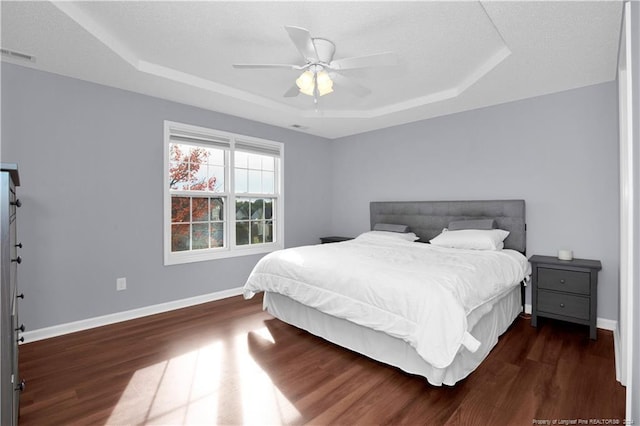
[243,200,529,385]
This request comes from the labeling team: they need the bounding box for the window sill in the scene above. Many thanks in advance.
[164,242,283,266]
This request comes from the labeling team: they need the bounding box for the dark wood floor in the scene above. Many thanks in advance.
[18,294,625,425]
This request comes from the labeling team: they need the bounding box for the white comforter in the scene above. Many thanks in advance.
[243,232,530,369]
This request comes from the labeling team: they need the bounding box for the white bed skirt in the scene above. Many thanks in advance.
[263,286,521,386]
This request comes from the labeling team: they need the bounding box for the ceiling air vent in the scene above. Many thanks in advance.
[1,48,35,63]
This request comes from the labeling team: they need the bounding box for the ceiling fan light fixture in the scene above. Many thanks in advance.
[296,70,315,94]
[233,26,392,104]
[296,70,333,97]
[316,71,334,96]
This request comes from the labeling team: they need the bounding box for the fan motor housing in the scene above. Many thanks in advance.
[312,38,336,64]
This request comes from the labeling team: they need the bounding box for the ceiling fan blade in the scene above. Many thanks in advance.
[233,63,301,70]
[330,73,371,97]
[330,52,397,70]
[283,84,300,97]
[284,26,319,63]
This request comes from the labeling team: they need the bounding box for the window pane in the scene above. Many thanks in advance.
[209,166,225,192]
[262,171,274,193]
[192,223,210,250]
[236,199,250,220]
[189,146,210,166]
[170,144,225,193]
[171,224,190,251]
[262,156,275,171]
[207,148,224,166]
[264,199,273,220]
[248,170,261,193]
[236,222,249,245]
[265,221,273,243]
[235,151,248,169]
[251,221,264,244]
[251,199,264,220]
[171,197,190,223]
[169,162,190,190]
[190,163,208,191]
[211,223,224,247]
[248,153,262,170]
[235,169,248,193]
[211,198,224,221]
[192,198,209,222]
[170,143,190,162]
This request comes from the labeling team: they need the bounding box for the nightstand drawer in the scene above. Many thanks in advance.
[537,290,590,320]
[537,268,590,295]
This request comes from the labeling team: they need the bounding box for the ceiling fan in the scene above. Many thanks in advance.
[232,26,397,104]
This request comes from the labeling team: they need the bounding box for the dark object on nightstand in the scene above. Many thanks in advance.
[529,254,601,340]
[319,236,353,244]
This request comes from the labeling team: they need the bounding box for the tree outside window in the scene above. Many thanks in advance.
[169,144,225,252]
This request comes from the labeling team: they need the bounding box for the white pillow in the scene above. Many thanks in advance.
[429,229,509,250]
[356,230,419,242]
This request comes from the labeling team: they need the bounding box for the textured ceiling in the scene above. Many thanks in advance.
[0,1,623,139]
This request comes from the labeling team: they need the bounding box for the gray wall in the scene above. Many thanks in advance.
[630,0,639,422]
[0,63,623,330]
[331,82,620,321]
[1,63,332,330]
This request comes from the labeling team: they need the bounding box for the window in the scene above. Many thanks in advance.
[164,121,283,265]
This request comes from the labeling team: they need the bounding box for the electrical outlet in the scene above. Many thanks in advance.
[116,277,127,291]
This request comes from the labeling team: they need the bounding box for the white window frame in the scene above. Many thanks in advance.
[164,121,284,265]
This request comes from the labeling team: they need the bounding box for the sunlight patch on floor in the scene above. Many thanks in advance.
[106,341,223,425]
[105,326,300,425]
[237,328,302,425]
[253,325,276,344]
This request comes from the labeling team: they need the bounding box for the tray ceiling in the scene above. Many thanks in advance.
[1,1,623,139]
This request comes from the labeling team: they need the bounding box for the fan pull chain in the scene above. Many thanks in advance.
[313,72,319,110]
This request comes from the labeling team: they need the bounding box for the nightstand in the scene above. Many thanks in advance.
[319,236,353,244]
[529,255,601,340]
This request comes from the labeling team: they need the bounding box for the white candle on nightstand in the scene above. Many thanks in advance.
[558,249,573,261]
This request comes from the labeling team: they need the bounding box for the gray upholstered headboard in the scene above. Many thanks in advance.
[370,200,526,253]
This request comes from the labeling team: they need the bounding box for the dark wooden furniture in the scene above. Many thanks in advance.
[1,163,23,425]
[319,236,353,244]
[529,254,601,340]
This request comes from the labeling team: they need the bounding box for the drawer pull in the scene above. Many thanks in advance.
[16,380,25,392]
[560,303,565,308]
[17,336,24,343]
[16,293,24,300]
[16,324,25,333]
[12,256,22,264]
[15,242,22,248]
[11,199,22,208]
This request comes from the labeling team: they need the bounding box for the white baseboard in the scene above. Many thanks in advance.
[523,303,617,331]
[597,317,617,332]
[22,287,245,343]
[613,325,624,385]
